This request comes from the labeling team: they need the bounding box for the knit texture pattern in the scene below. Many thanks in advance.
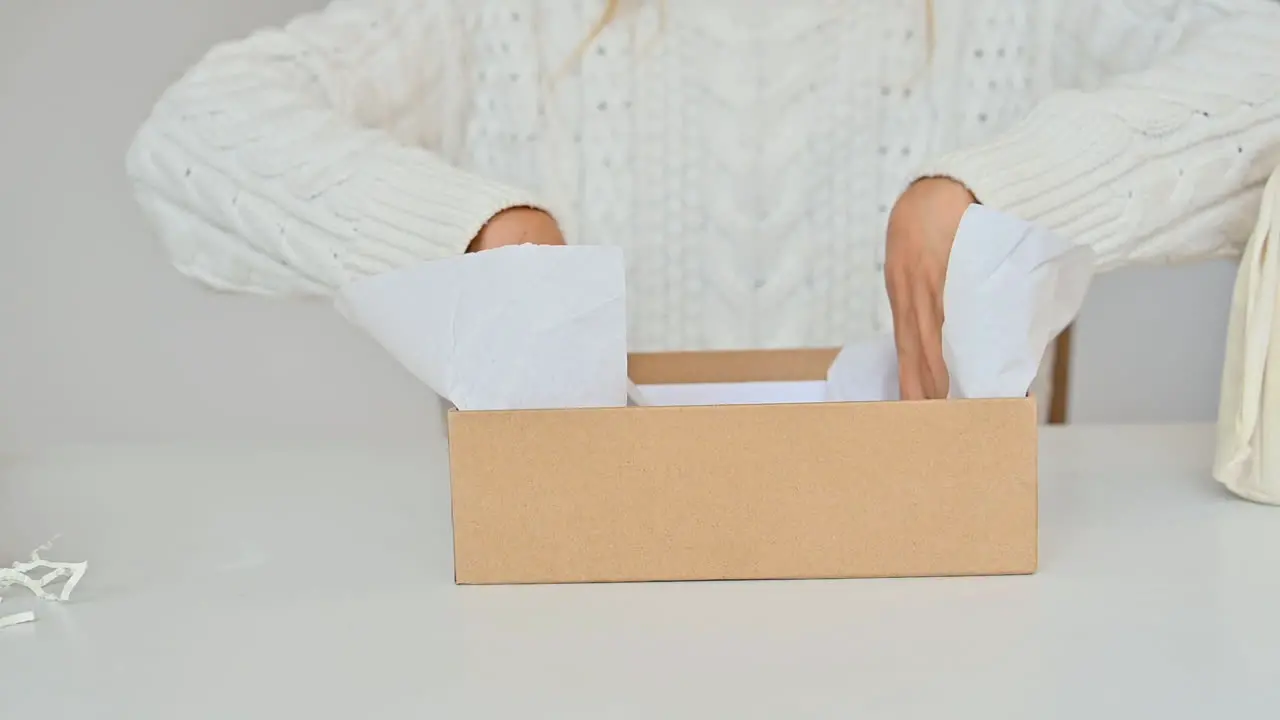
[127,0,1280,352]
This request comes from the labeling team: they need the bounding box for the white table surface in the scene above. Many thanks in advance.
[1,424,1278,719]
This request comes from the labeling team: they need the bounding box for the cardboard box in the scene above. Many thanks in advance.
[447,349,1038,585]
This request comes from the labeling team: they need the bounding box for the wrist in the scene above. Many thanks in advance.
[891,177,975,238]
[469,207,565,252]
[907,176,977,207]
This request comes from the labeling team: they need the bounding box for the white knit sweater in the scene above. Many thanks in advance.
[127,0,1280,352]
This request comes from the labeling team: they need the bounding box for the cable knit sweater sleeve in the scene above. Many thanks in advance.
[923,0,1280,272]
[126,0,540,295]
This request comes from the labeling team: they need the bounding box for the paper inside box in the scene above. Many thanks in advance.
[448,349,1038,585]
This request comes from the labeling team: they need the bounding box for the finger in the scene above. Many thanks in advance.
[887,263,934,401]
[915,287,949,399]
[887,273,921,401]
[899,353,926,401]
[894,313,928,401]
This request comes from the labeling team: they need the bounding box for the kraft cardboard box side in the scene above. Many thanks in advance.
[448,349,1038,585]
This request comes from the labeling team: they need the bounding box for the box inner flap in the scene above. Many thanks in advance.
[628,348,839,385]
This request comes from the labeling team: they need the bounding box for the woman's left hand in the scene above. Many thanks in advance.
[884,177,976,400]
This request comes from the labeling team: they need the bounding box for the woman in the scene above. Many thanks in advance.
[126,0,1280,401]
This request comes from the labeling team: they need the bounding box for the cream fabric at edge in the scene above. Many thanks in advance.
[1215,164,1280,505]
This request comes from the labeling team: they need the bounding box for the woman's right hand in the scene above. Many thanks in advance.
[468,207,566,252]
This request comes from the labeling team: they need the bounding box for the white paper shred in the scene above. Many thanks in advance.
[0,537,88,630]
[0,609,35,629]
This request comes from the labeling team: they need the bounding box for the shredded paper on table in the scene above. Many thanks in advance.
[0,538,87,630]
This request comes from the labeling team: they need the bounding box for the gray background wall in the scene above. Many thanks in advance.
[0,0,1238,449]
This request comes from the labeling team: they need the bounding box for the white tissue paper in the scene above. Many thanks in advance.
[943,205,1094,399]
[337,245,629,411]
[825,335,900,402]
[340,208,1089,412]
[827,205,1093,402]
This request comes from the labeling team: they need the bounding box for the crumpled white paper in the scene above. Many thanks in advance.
[943,204,1094,399]
[827,205,1094,402]
[337,244,629,411]
[341,208,1091,411]
[825,335,900,403]
[0,538,88,630]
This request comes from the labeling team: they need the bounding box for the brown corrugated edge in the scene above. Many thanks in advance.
[446,412,459,584]
[1032,416,1041,574]
[628,348,840,385]
[1022,392,1041,575]
[1049,327,1073,424]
